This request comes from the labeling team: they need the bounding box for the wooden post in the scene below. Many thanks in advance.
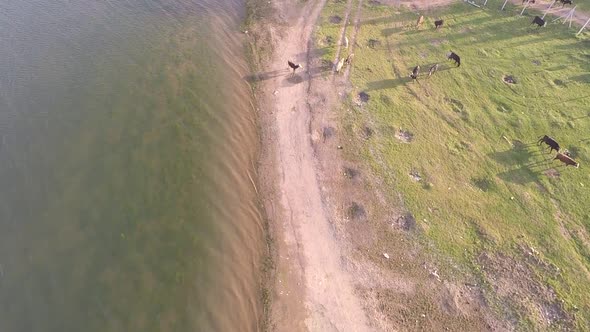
[501,0,509,10]
[553,7,573,22]
[577,17,590,35]
[542,0,557,19]
[568,7,576,28]
[520,0,531,16]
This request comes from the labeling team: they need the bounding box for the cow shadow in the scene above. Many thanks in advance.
[571,74,590,83]
[365,77,407,91]
[281,65,331,86]
[244,69,289,83]
[497,167,540,185]
[488,143,541,166]
[381,26,405,37]
[247,64,331,85]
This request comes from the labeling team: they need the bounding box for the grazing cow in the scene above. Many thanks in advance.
[447,51,461,67]
[560,0,572,7]
[428,63,439,76]
[538,135,560,153]
[416,15,424,27]
[531,16,546,27]
[409,65,420,81]
[288,61,302,76]
[434,19,444,29]
[554,152,579,168]
[345,53,354,65]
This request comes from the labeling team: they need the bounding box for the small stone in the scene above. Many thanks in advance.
[383,253,390,259]
[421,314,426,318]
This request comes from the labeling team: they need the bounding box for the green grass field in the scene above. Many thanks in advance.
[317,1,590,329]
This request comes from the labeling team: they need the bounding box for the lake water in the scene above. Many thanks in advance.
[0,0,264,330]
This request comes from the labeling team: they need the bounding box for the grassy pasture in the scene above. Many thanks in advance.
[317,1,590,329]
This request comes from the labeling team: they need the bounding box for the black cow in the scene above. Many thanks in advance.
[560,0,572,7]
[409,65,420,81]
[447,51,460,67]
[531,16,546,27]
[428,63,439,76]
[434,19,444,29]
[538,135,560,153]
[288,61,302,76]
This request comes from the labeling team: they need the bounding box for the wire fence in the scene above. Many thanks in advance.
[463,0,590,35]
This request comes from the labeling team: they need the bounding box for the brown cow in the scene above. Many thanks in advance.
[416,15,424,27]
[554,152,579,168]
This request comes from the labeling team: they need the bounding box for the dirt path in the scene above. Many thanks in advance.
[257,0,371,331]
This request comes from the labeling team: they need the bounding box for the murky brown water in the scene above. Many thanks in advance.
[0,0,263,331]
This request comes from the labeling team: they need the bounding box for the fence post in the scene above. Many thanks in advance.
[542,0,557,19]
[577,17,590,35]
[501,0,509,10]
[520,0,531,16]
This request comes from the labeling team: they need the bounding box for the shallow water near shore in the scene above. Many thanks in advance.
[0,0,263,330]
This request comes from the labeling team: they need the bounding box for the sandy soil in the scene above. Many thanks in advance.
[255,0,372,330]
[252,0,590,330]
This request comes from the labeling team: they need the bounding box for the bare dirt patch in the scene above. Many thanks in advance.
[367,38,381,49]
[395,129,414,143]
[329,15,343,24]
[503,75,517,84]
[478,252,574,330]
[362,126,374,139]
[359,91,370,103]
[348,201,367,220]
[322,126,335,141]
[392,212,416,231]
[344,166,361,180]
[409,170,422,182]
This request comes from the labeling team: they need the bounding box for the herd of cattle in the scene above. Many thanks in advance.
[287,9,582,169]
[408,16,581,169]
[408,18,461,82]
[538,135,580,168]
[409,50,460,81]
